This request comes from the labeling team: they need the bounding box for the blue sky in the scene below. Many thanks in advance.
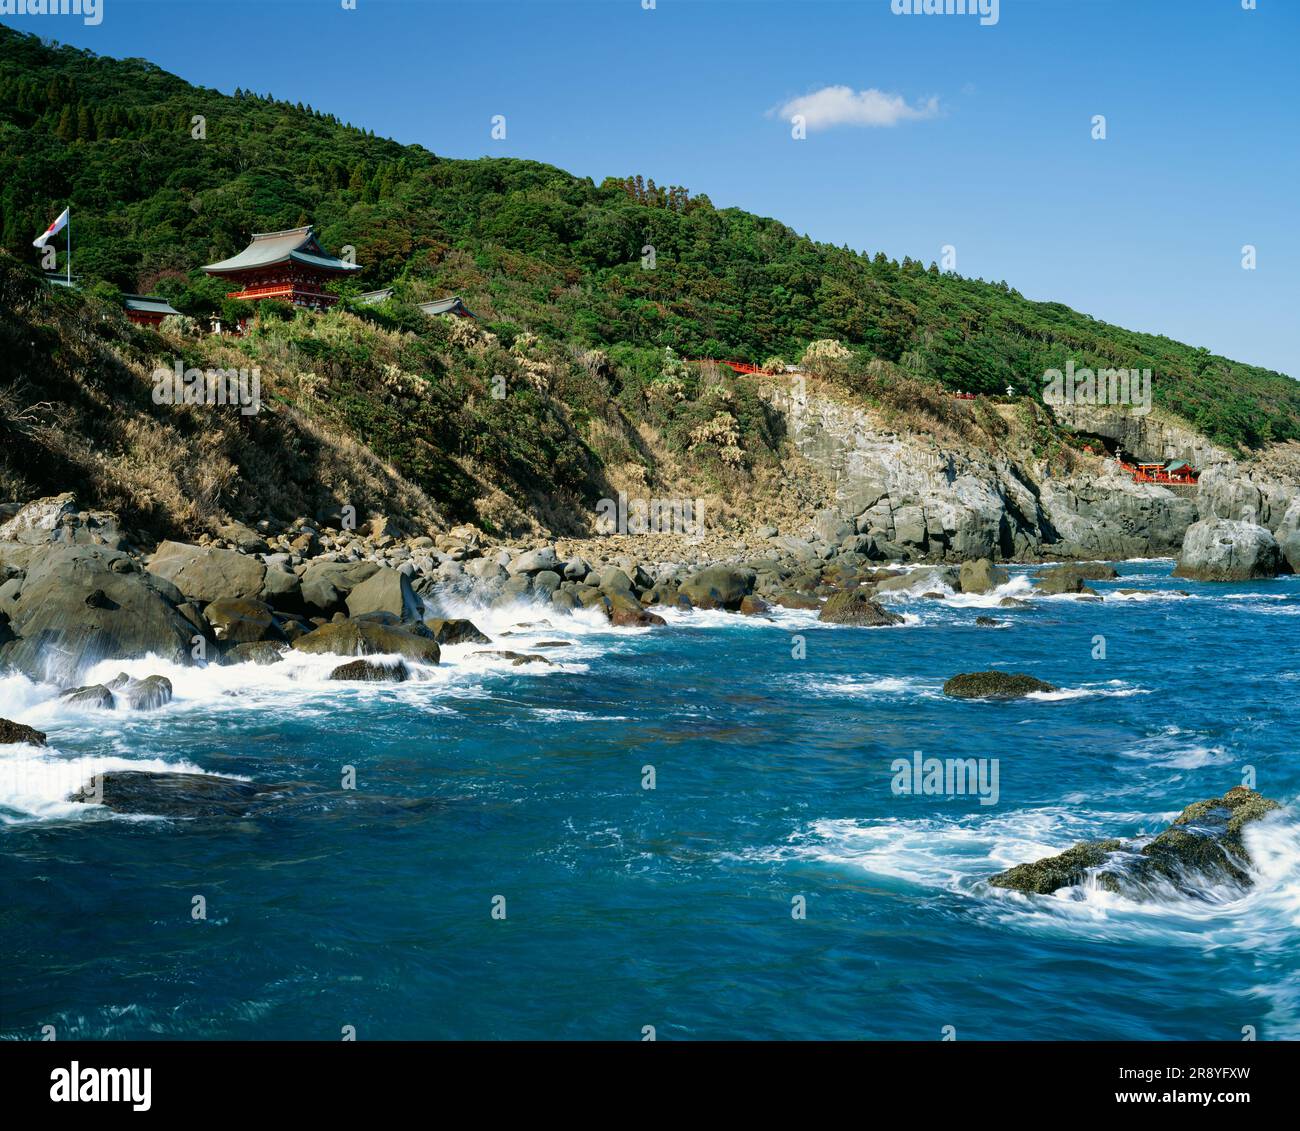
[8,0,1298,375]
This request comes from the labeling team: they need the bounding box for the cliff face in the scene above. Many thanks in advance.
[762,385,1218,563]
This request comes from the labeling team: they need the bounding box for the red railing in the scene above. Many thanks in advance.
[686,358,774,375]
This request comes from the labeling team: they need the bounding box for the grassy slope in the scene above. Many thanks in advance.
[0,26,1295,539]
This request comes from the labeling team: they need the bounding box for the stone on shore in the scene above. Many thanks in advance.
[204,596,278,644]
[345,566,422,622]
[148,540,267,602]
[0,545,195,683]
[678,565,755,610]
[221,641,285,665]
[291,619,440,663]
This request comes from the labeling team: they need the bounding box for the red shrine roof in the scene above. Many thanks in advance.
[201,226,362,276]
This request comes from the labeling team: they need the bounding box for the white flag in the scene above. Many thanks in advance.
[34,207,70,249]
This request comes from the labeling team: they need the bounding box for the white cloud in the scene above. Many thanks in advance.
[774,86,941,131]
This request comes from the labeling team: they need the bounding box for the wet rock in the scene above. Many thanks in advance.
[423,617,490,645]
[222,641,286,665]
[328,658,410,682]
[974,616,1000,627]
[958,558,1009,595]
[119,674,173,710]
[942,671,1057,699]
[473,650,552,666]
[204,597,278,644]
[739,594,773,616]
[344,566,422,622]
[291,619,440,663]
[767,590,821,610]
[0,545,195,683]
[818,591,905,626]
[0,717,46,745]
[989,788,1281,897]
[532,640,574,649]
[70,771,270,817]
[998,596,1030,608]
[59,683,115,709]
[989,839,1126,895]
[678,565,755,610]
[1033,565,1092,595]
[876,566,959,594]
[1173,518,1285,581]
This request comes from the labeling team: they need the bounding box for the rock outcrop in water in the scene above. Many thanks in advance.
[943,671,1057,699]
[0,717,46,745]
[1172,518,1285,581]
[818,591,905,626]
[989,787,1282,897]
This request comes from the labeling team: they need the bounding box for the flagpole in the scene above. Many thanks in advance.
[66,205,71,285]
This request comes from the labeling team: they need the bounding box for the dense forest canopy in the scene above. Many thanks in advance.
[1,25,1297,453]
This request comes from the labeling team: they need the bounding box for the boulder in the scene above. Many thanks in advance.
[59,683,115,709]
[299,560,381,615]
[1274,498,1300,573]
[942,671,1056,699]
[958,558,1009,595]
[115,673,173,711]
[1172,518,1285,581]
[329,658,410,682]
[222,641,285,666]
[149,540,266,602]
[0,492,123,548]
[1034,565,1090,595]
[423,617,491,645]
[204,597,278,645]
[508,547,559,575]
[678,565,755,610]
[0,545,195,683]
[739,595,773,616]
[473,650,552,666]
[818,591,905,627]
[344,566,422,622]
[291,619,440,663]
[990,788,1280,897]
[876,566,959,594]
[0,718,46,745]
[974,616,1000,627]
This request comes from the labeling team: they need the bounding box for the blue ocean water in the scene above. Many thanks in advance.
[1,561,1297,1041]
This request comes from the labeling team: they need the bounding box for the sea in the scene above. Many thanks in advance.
[1,560,1297,1041]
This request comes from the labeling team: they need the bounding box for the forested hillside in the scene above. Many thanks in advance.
[1,23,1297,456]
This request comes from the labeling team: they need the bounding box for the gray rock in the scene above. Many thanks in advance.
[291,619,440,663]
[0,545,195,683]
[678,565,755,610]
[345,567,422,622]
[300,560,381,615]
[1173,518,1284,581]
[329,658,409,682]
[958,558,1009,595]
[204,597,278,644]
[149,541,266,602]
[508,547,558,575]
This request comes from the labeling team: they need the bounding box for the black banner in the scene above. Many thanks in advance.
[2,1040,1287,1117]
